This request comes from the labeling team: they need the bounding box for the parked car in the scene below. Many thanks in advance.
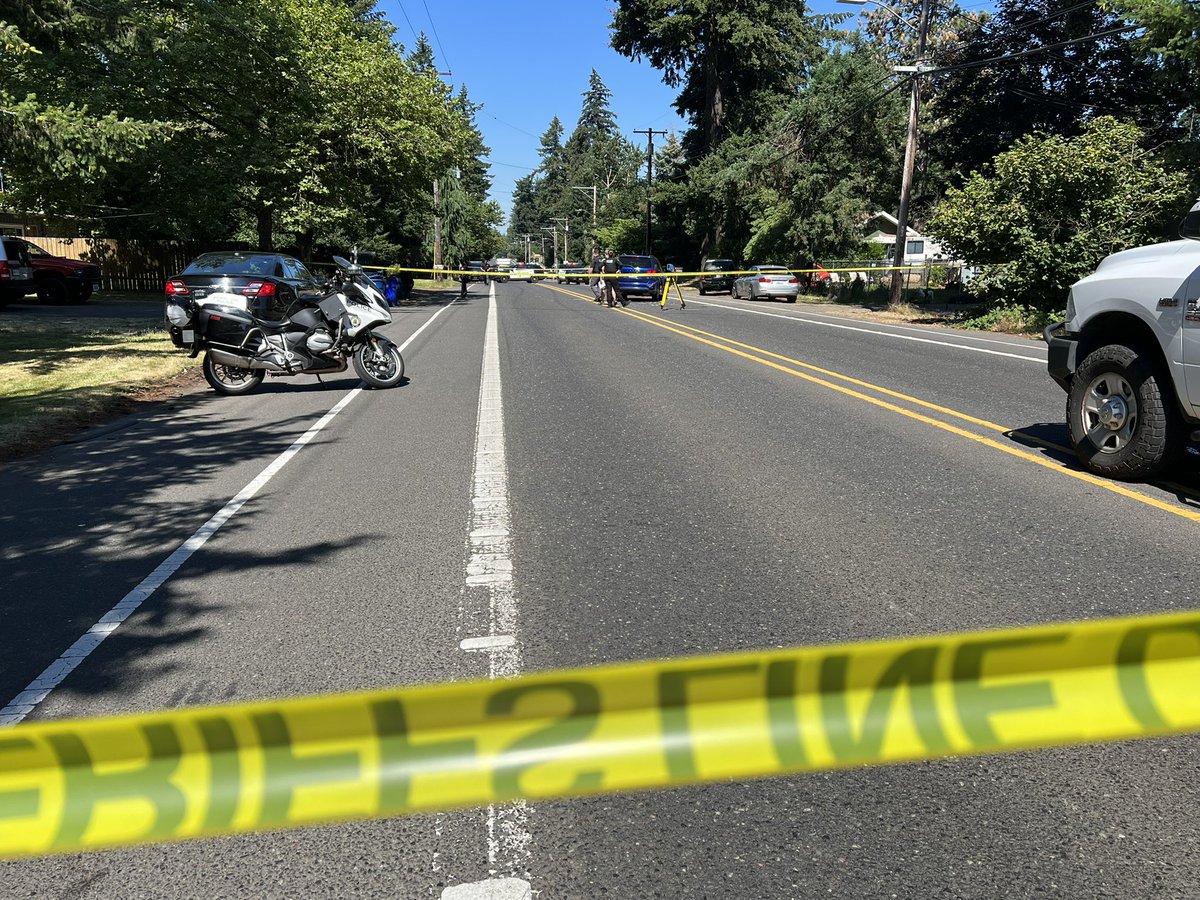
[1,237,98,304]
[510,263,543,282]
[165,251,326,321]
[557,265,588,284]
[466,261,487,283]
[698,258,737,295]
[616,254,663,302]
[0,237,35,306]
[487,257,514,283]
[732,265,800,302]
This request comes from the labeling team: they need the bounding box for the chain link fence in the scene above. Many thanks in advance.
[808,259,979,304]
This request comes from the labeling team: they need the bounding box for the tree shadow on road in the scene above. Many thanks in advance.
[0,395,383,707]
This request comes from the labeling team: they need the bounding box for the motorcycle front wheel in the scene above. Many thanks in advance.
[353,339,405,388]
[202,352,264,395]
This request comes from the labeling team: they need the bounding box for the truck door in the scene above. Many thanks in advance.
[1181,264,1200,410]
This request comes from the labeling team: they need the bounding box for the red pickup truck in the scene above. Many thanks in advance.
[0,237,102,304]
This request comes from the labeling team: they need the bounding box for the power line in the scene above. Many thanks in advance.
[393,0,421,48]
[931,0,1100,54]
[922,24,1140,76]
[486,113,541,140]
[762,76,910,171]
[484,159,539,171]
[419,0,452,76]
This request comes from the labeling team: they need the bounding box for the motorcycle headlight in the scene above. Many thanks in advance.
[166,302,192,327]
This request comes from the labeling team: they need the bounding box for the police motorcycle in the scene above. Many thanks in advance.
[166,256,405,395]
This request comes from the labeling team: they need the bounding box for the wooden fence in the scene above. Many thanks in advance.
[22,237,244,293]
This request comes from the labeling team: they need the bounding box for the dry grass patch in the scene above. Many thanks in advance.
[0,315,202,462]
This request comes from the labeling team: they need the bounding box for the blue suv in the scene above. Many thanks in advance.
[616,254,663,302]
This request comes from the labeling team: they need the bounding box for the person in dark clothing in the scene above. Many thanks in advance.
[589,249,604,303]
[600,248,623,307]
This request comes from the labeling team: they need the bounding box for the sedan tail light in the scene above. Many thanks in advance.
[243,281,276,298]
[759,276,771,283]
[165,279,190,296]
[788,277,799,284]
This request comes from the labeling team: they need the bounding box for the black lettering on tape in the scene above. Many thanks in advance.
[1117,621,1200,729]
[49,724,186,849]
[659,663,759,779]
[819,647,950,762]
[370,699,475,811]
[765,660,807,766]
[252,712,361,827]
[952,634,1068,746]
[485,681,602,800]
[0,738,40,824]
[197,717,241,830]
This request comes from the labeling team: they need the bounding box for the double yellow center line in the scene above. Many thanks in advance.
[540,281,1200,523]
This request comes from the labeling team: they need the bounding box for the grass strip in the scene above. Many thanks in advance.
[0,311,201,462]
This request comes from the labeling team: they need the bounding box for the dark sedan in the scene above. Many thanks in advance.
[698,258,737,295]
[164,251,325,320]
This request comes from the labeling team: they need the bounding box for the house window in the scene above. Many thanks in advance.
[906,240,924,256]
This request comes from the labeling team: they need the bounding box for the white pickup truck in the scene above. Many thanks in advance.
[1046,197,1200,479]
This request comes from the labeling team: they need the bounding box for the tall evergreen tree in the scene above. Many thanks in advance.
[611,0,829,155]
[929,0,1179,182]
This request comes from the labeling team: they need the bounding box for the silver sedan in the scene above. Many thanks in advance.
[732,265,799,302]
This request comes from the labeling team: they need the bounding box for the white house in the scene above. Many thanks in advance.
[863,211,948,265]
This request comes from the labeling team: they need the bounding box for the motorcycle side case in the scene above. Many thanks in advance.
[199,305,256,348]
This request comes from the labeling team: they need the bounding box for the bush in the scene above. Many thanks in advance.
[927,117,1191,314]
[962,303,1063,334]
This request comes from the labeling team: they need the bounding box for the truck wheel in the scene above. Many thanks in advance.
[1067,343,1183,479]
[68,284,92,304]
[37,278,68,305]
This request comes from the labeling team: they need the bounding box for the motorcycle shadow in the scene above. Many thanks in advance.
[246,373,410,394]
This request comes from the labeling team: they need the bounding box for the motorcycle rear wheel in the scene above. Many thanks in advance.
[202,352,265,395]
[353,340,405,388]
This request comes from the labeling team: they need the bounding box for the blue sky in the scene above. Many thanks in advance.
[377,0,850,224]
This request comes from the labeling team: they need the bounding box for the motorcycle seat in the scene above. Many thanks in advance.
[251,317,303,334]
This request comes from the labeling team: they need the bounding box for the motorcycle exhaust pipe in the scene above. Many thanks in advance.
[303,360,349,375]
[209,347,349,375]
[207,347,280,371]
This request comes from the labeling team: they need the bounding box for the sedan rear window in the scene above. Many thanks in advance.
[183,254,281,276]
[619,256,656,268]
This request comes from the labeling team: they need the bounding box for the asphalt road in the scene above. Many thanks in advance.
[2,280,1199,898]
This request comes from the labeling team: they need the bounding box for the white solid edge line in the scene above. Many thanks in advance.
[0,298,459,727]
[702,296,1041,349]
[681,297,1046,362]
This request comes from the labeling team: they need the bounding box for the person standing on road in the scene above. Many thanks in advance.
[589,249,604,303]
[601,248,623,307]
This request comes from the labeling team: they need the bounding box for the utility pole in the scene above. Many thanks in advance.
[551,216,570,264]
[633,128,668,256]
[432,177,442,278]
[889,0,932,306]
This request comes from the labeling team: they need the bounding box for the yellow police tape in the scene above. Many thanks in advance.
[351,265,930,279]
[7,609,1199,859]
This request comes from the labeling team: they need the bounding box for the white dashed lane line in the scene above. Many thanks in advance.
[447,283,533,899]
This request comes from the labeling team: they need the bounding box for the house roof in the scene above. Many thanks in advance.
[865,211,929,241]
